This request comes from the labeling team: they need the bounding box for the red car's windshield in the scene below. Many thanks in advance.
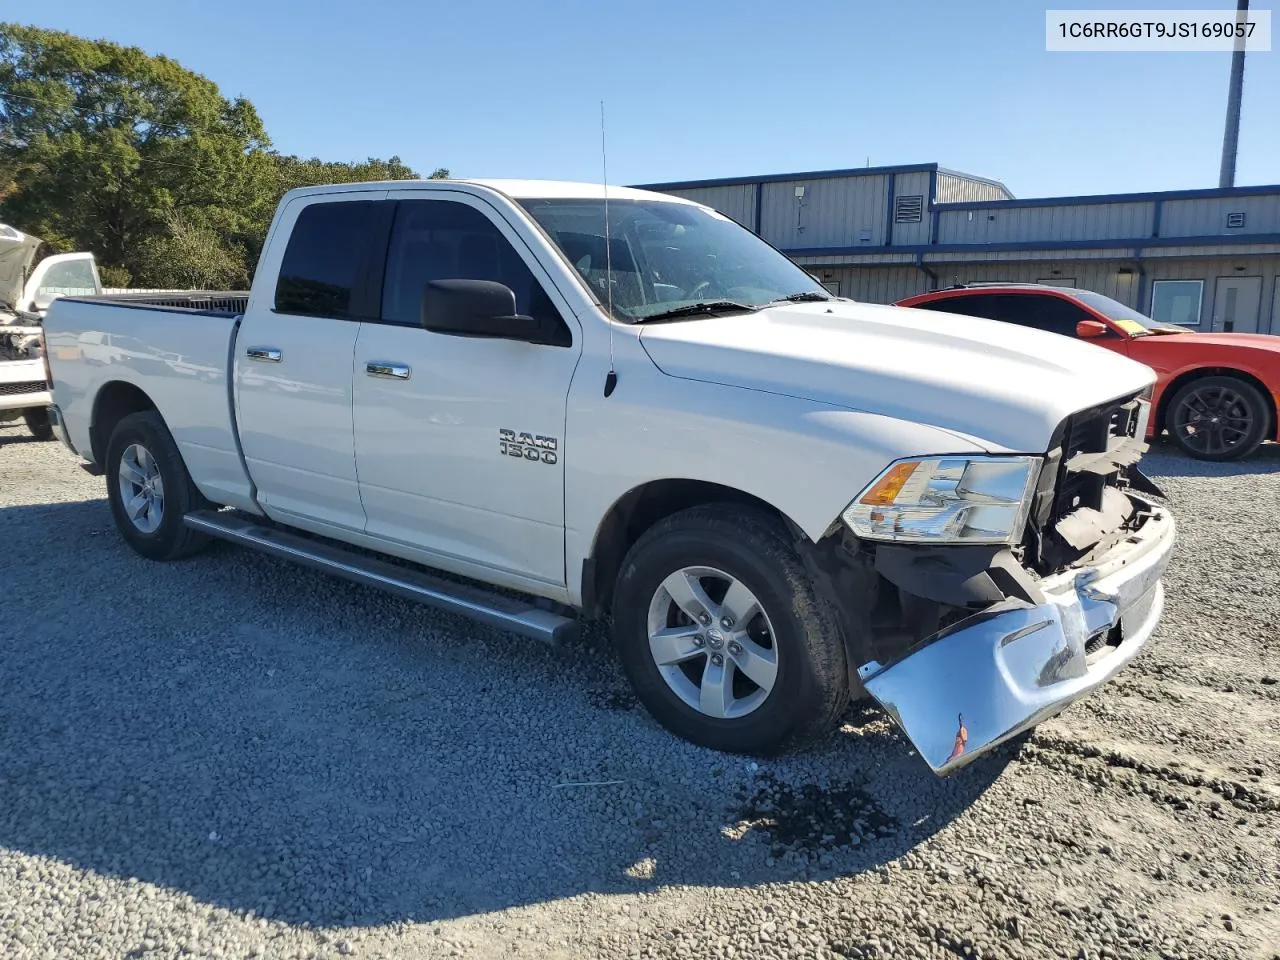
[1071,290,1187,334]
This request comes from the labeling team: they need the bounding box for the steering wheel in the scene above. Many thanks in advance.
[688,279,718,300]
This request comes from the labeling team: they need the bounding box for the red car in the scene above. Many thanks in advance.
[896,283,1280,461]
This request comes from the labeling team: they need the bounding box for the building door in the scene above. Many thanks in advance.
[1211,275,1262,333]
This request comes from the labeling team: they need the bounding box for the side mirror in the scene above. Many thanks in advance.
[1076,319,1110,339]
[421,279,544,342]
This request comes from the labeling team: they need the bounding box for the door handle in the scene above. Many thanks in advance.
[246,347,283,363]
[366,361,411,380]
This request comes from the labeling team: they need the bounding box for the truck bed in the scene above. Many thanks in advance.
[43,295,256,512]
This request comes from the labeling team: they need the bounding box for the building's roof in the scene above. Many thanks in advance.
[632,161,1014,198]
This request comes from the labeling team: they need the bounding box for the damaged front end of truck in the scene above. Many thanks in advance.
[802,390,1176,775]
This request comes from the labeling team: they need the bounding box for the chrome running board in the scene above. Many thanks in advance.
[183,511,579,645]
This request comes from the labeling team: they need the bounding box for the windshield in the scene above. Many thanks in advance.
[1071,289,1185,334]
[517,198,830,321]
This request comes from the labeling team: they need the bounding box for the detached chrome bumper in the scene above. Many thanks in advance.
[862,497,1175,776]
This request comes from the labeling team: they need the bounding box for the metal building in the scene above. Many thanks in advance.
[637,162,1280,334]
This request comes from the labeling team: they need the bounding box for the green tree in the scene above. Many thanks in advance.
[271,154,420,197]
[0,24,275,284]
[136,211,249,290]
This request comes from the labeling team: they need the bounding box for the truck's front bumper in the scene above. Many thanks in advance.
[861,497,1175,776]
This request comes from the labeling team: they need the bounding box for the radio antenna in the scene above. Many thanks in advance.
[601,100,618,398]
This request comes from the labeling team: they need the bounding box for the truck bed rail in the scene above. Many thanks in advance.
[97,290,250,314]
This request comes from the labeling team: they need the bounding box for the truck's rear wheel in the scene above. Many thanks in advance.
[105,411,211,561]
[612,504,849,754]
[23,408,54,441]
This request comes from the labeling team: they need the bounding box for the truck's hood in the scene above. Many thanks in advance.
[0,225,41,311]
[638,300,1156,453]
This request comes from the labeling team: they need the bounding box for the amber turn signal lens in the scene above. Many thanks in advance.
[859,460,920,506]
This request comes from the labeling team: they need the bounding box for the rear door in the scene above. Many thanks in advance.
[351,191,580,588]
[234,191,388,532]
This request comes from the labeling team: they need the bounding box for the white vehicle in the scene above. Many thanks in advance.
[0,224,100,440]
[43,180,1176,775]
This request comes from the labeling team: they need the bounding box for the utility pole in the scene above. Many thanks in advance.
[1218,0,1249,188]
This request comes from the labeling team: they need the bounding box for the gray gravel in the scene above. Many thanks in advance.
[1,425,1278,960]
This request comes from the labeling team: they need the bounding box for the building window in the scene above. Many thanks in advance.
[1150,279,1204,326]
[1226,212,1246,229]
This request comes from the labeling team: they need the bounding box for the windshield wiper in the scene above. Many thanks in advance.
[772,291,835,303]
[634,300,760,323]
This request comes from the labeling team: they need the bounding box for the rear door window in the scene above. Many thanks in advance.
[275,201,378,317]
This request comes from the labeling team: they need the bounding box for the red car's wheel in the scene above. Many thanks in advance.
[1166,375,1269,461]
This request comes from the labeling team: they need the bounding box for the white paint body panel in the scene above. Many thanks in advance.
[637,301,1155,454]
[233,189,386,532]
[351,187,583,587]
[42,300,252,509]
[45,178,1159,610]
[0,357,50,412]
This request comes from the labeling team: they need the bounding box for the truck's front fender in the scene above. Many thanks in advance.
[564,359,990,607]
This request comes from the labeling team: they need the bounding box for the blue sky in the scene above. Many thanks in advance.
[28,0,1280,198]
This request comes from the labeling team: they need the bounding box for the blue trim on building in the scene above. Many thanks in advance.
[1134,252,1148,313]
[753,182,764,236]
[883,175,896,247]
[927,168,940,244]
[782,232,1280,258]
[935,182,1280,211]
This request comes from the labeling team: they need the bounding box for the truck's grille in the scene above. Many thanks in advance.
[0,380,47,397]
[1025,390,1148,573]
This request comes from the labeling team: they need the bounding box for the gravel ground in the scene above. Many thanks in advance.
[1,424,1277,960]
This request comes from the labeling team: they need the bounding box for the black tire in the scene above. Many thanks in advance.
[1165,374,1269,461]
[104,410,212,561]
[612,504,849,754]
[23,407,54,442]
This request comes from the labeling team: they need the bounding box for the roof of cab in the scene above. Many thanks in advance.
[280,178,696,203]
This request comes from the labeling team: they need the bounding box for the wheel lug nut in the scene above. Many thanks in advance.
[710,653,724,666]
[720,616,733,629]
[698,613,711,626]
[693,634,705,647]
[728,641,742,655]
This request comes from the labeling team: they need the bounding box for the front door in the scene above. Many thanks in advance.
[235,192,387,531]
[1211,275,1262,333]
[352,192,580,588]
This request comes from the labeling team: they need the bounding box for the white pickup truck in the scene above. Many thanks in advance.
[44,179,1176,774]
[1,224,100,440]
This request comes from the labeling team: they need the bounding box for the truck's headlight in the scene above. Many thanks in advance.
[842,456,1041,544]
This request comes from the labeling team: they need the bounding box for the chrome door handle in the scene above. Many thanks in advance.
[366,361,411,380]
[246,347,282,363]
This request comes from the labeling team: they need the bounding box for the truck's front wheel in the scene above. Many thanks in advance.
[613,504,849,754]
[105,411,211,561]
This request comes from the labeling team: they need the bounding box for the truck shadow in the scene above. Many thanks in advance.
[0,498,1013,930]
[0,424,42,447]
